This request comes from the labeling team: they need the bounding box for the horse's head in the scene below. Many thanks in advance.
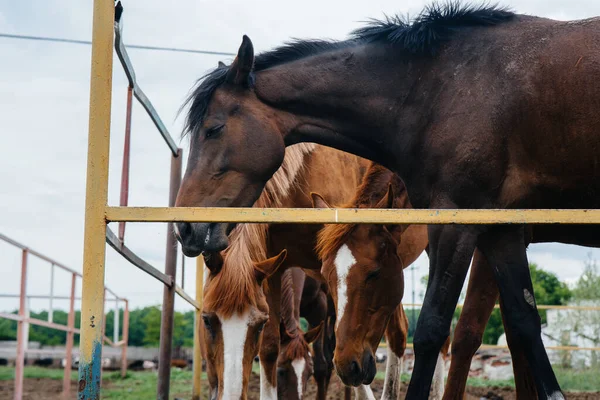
[175,36,286,256]
[276,322,323,399]
[200,249,287,399]
[313,185,405,387]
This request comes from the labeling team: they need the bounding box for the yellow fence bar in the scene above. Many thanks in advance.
[106,206,600,224]
[78,0,114,398]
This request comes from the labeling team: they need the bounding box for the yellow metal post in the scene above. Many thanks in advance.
[192,256,205,400]
[77,0,114,398]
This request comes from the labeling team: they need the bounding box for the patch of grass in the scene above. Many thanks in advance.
[0,366,77,381]
[555,367,600,392]
[466,376,515,388]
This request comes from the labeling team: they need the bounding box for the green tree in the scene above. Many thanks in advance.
[482,263,572,344]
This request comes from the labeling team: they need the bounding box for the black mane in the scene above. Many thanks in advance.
[182,2,514,136]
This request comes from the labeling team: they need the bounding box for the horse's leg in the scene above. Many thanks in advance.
[382,305,408,400]
[353,385,376,400]
[344,386,352,400]
[443,249,498,400]
[406,224,478,399]
[259,271,282,400]
[431,349,446,400]
[305,290,330,400]
[478,225,563,399]
[499,300,538,399]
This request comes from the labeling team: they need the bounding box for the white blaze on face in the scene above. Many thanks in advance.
[220,310,251,399]
[292,358,306,399]
[260,363,277,400]
[334,244,356,329]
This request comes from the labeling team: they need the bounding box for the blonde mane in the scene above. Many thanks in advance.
[204,143,316,317]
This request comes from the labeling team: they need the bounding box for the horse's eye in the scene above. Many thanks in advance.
[205,124,224,139]
[202,315,213,334]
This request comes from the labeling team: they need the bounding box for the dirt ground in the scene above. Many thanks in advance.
[1,374,599,399]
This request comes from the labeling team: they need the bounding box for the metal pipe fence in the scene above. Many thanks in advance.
[0,234,128,400]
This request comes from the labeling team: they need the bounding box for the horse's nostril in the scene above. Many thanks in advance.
[350,360,361,376]
[176,222,191,239]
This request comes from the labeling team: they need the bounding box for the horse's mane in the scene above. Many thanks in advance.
[203,143,315,317]
[316,163,405,262]
[280,268,309,360]
[182,2,514,135]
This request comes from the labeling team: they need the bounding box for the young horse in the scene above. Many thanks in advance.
[312,163,449,399]
[174,4,600,397]
[276,267,323,399]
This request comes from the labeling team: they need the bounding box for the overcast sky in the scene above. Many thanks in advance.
[2,0,600,314]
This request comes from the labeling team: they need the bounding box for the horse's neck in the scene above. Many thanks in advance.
[281,146,369,208]
[255,44,422,173]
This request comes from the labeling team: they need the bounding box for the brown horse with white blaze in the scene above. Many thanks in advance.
[312,163,449,398]
[174,4,600,397]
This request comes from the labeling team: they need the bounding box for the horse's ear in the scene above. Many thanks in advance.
[310,192,332,209]
[226,35,254,86]
[218,61,226,68]
[203,251,223,275]
[303,321,324,344]
[375,183,395,209]
[280,323,292,344]
[254,249,287,285]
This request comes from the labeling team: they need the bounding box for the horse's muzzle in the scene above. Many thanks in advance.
[175,222,229,256]
[335,349,377,387]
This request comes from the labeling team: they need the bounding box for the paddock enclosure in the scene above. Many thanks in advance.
[5,1,595,399]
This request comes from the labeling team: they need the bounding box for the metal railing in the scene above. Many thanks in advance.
[0,233,128,400]
[78,1,600,399]
[380,303,600,352]
[76,2,203,400]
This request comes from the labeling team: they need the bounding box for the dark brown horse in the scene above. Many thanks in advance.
[175,4,600,398]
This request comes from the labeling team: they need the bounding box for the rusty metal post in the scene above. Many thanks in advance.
[192,257,204,400]
[63,273,77,397]
[118,85,133,243]
[114,298,119,344]
[14,249,28,400]
[157,149,182,400]
[120,300,129,378]
[77,1,114,397]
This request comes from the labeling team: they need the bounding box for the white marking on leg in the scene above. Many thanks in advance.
[431,352,445,400]
[220,311,250,399]
[353,385,376,400]
[260,362,277,400]
[381,346,402,400]
[334,244,355,329]
[292,358,306,399]
[547,391,565,400]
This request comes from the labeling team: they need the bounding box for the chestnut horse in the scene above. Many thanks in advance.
[312,163,449,398]
[197,143,369,399]
[174,4,600,397]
